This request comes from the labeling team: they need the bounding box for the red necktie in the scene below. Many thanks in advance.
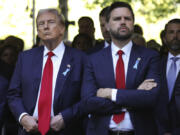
[38,52,54,135]
[113,50,126,124]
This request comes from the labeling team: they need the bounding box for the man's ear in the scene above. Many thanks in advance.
[59,24,66,36]
[163,36,167,45]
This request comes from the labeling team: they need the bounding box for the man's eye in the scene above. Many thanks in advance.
[125,17,131,21]
[49,20,55,23]
[113,17,121,21]
[167,30,174,34]
[38,22,44,26]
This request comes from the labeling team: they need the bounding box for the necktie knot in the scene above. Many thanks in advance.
[171,57,179,63]
[48,51,54,58]
[117,50,124,56]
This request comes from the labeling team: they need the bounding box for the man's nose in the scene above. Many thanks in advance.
[173,31,179,40]
[44,22,49,29]
[120,18,126,26]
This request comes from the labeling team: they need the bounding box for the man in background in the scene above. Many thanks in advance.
[158,18,180,135]
[89,6,111,54]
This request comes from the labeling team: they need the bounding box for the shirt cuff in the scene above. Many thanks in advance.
[111,89,118,101]
[19,112,28,123]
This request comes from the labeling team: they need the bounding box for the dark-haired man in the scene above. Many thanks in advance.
[82,1,161,135]
[88,6,111,54]
[158,18,180,135]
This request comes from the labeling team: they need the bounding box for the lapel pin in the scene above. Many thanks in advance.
[133,57,141,70]
[62,64,71,76]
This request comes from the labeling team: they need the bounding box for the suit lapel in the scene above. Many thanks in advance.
[31,46,44,111]
[126,44,141,89]
[160,56,170,103]
[54,46,73,105]
[162,56,169,91]
[102,46,116,88]
[100,46,115,129]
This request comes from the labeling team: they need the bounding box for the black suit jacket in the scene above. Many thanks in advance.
[157,56,180,134]
[87,40,106,54]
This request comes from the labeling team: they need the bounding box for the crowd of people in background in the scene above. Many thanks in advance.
[0,1,179,135]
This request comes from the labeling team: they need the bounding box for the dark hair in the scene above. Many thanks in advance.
[160,30,165,40]
[78,16,94,27]
[165,18,180,34]
[4,35,24,52]
[72,33,93,51]
[36,8,65,27]
[106,1,134,22]
[0,44,19,65]
[99,6,109,17]
[134,24,143,35]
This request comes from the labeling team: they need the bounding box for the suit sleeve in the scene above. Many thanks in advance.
[59,52,94,125]
[59,53,119,125]
[7,53,27,121]
[115,52,161,108]
[81,55,122,115]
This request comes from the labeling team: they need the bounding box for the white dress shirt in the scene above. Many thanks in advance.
[109,41,134,131]
[19,41,65,121]
[104,41,110,48]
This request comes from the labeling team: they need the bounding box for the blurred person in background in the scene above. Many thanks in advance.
[89,6,111,54]
[134,24,143,36]
[4,36,24,52]
[160,30,169,57]
[147,39,161,52]
[78,16,102,48]
[72,33,93,52]
[131,33,146,47]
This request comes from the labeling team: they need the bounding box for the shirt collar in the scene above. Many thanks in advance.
[111,40,133,57]
[104,41,110,48]
[168,52,180,60]
[43,41,65,58]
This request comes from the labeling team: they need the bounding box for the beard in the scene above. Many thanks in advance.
[167,39,180,52]
[109,27,133,41]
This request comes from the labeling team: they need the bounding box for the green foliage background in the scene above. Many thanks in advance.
[83,0,179,23]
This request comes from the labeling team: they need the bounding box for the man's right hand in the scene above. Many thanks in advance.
[138,79,157,90]
[20,114,38,132]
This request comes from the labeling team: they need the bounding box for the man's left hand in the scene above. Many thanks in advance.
[97,88,112,99]
[50,114,65,131]
[138,79,157,90]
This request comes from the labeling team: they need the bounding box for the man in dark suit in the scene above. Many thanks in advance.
[81,2,161,135]
[7,8,84,135]
[158,18,180,135]
[0,59,14,80]
[0,75,8,135]
[88,6,111,54]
